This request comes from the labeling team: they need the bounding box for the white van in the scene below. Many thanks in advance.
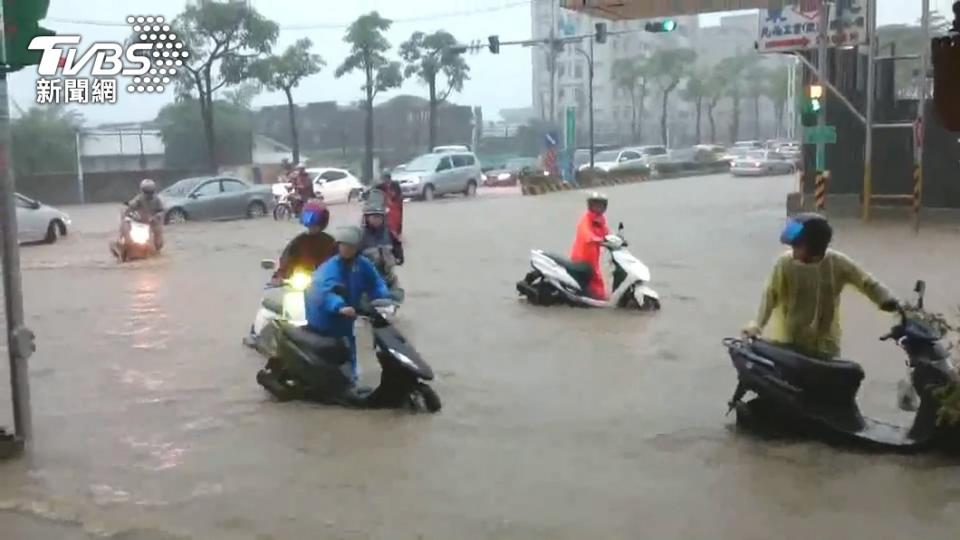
[393,152,483,201]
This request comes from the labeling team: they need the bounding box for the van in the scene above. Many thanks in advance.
[392,152,483,201]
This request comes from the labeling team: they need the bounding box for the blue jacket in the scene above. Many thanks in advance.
[305,254,390,336]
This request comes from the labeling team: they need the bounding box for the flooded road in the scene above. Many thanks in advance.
[2,176,959,539]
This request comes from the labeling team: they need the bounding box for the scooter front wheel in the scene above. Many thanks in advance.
[409,383,441,413]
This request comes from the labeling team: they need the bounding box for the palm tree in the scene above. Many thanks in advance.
[612,56,652,144]
[681,66,710,144]
[648,48,697,146]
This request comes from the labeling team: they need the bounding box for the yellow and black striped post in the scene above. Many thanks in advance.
[913,163,922,232]
[814,170,829,212]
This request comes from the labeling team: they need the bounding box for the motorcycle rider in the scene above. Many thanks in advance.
[375,171,404,237]
[305,225,391,386]
[271,199,337,284]
[569,192,610,300]
[743,213,900,359]
[293,163,316,201]
[360,198,404,291]
[114,179,165,254]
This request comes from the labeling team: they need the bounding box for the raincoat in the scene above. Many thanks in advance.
[569,209,610,300]
[305,254,390,380]
[749,249,895,359]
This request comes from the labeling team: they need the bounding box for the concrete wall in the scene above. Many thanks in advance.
[15,169,204,206]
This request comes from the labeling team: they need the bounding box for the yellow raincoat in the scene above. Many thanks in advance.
[748,249,895,359]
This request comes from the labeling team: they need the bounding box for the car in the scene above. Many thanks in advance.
[483,157,543,187]
[572,144,619,169]
[733,140,765,150]
[432,145,471,154]
[161,176,275,224]
[393,151,483,201]
[775,142,802,162]
[730,150,797,176]
[305,168,363,204]
[14,193,71,244]
[579,146,665,173]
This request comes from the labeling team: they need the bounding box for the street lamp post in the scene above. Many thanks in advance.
[573,44,595,170]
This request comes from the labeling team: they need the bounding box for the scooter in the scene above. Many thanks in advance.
[246,259,312,357]
[255,288,440,413]
[723,280,960,453]
[515,222,661,310]
[112,207,158,263]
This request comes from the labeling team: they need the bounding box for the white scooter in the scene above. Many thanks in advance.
[245,260,311,357]
[515,222,661,310]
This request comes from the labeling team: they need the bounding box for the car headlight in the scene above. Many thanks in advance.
[286,272,312,291]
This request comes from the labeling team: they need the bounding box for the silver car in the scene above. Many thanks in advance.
[393,152,483,201]
[160,176,275,224]
[730,150,797,176]
[14,193,71,244]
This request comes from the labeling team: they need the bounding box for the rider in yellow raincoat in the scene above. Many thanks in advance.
[743,214,899,359]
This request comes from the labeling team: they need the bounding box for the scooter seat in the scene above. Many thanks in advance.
[278,322,349,357]
[544,253,593,287]
[750,340,864,399]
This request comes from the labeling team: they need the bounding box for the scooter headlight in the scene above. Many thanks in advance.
[129,223,151,245]
[287,272,312,291]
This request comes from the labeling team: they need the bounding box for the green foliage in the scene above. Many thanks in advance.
[400,31,470,102]
[247,38,324,94]
[11,106,82,176]
[335,11,403,99]
[648,48,697,144]
[222,81,262,110]
[156,98,252,169]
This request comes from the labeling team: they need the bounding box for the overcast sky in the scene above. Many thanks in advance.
[7,0,944,125]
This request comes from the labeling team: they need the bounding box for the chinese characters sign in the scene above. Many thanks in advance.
[758,0,869,53]
[37,78,117,105]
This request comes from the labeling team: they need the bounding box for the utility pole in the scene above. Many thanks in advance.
[0,1,36,454]
[549,0,557,125]
[862,0,877,220]
[815,1,829,173]
[574,41,595,169]
[75,131,85,203]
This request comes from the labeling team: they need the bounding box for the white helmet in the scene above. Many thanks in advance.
[140,178,157,194]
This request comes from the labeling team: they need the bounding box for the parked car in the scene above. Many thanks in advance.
[433,145,470,153]
[732,140,765,150]
[306,167,363,204]
[730,150,797,176]
[720,146,750,165]
[393,151,483,201]
[572,144,620,169]
[161,176,275,224]
[483,157,543,187]
[14,193,71,244]
[579,146,666,173]
[775,142,802,163]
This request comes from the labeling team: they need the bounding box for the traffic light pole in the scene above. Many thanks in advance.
[815,1,829,173]
[573,44,595,169]
[0,4,34,454]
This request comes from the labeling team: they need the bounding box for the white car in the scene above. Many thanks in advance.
[578,146,666,173]
[305,168,364,204]
[14,193,71,244]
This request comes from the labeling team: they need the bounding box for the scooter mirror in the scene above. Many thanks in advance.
[260,259,276,270]
[618,222,624,232]
[914,280,926,309]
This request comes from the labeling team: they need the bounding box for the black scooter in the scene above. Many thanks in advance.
[255,291,440,413]
[723,280,959,452]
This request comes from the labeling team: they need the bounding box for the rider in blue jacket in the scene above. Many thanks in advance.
[305,225,391,383]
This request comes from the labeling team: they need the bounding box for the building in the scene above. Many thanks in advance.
[80,126,165,173]
[531,0,699,145]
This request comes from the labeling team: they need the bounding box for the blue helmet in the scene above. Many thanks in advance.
[300,199,329,229]
[781,213,832,254]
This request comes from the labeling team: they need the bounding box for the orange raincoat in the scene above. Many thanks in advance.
[569,210,610,299]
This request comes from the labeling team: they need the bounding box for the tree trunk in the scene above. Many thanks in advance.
[754,96,761,139]
[707,102,717,143]
[428,77,438,152]
[694,98,703,144]
[201,68,217,173]
[638,82,647,143]
[363,65,375,183]
[775,99,785,138]
[660,84,677,147]
[284,87,300,164]
[730,94,741,143]
[630,89,638,143]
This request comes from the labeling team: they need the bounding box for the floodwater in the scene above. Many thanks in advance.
[1,177,959,539]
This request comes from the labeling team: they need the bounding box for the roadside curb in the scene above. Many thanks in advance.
[520,174,649,196]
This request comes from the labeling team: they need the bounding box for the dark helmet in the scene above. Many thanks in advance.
[781,213,832,256]
[300,199,330,230]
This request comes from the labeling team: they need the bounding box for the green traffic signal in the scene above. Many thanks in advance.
[644,19,677,33]
[3,0,54,71]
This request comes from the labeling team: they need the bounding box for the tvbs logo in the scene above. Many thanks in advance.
[29,15,187,100]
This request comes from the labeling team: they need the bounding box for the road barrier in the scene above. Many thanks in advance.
[519,171,649,196]
[815,170,830,211]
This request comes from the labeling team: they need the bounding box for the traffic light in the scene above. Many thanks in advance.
[488,35,500,54]
[3,0,55,71]
[595,22,608,44]
[801,84,824,127]
[644,19,677,33]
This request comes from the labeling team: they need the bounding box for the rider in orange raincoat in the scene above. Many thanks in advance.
[569,192,610,300]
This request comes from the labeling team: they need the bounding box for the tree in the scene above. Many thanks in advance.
[703,67,729,144]
[335,11,404,182]
[612,56,653,143]
[744,61,770,140]
[169,2,278,172]
[681,67,710,144]
[400,30,470,151]
[718,55,754,143]
[11,106,83,177]
[248,38,324,164]
[648,48,697,146]
[223,81,262,109]
[156,98,253,170]
[764,64,792,139]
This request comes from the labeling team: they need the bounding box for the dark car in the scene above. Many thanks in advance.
[483,157,543,186]
[161,176,275,224]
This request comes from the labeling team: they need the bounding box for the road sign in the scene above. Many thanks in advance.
[757,0,869,53]
[803,125,837,145]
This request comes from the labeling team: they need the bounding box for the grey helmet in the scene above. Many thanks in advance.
[333,225,363,246]
[140,178,157,195]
